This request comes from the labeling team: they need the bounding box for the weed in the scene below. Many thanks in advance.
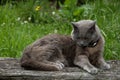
[0,0,120,59]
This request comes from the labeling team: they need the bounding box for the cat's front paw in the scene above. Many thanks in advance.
[88,68,98,74]
[83,66,98,74]
[100,63,111,70]
[55,61,65,70]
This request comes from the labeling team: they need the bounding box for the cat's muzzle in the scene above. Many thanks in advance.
[77,41,88,48]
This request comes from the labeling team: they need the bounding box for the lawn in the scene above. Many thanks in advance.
[0,0,120,60]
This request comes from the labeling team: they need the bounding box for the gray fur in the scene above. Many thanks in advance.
[20,20,110,74]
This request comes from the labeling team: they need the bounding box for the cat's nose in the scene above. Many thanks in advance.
[79,41,87,47]
[81,44,86,47]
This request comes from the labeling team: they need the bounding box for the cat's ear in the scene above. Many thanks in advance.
[89,21,96,32]
[71,22,79,33]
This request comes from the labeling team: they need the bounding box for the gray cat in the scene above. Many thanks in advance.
[20,20,110,74]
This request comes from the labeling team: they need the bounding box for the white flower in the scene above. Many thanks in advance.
[24,21,28,24]
[28,17,31,21]
[1,23,5,26]
[54,29,58,33]
[52,11,55,15]
[17,17,21,21]
[73,19,76,21]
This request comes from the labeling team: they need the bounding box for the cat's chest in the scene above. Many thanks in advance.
[76,44,102,56]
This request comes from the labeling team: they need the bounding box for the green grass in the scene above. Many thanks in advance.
[0,0,120,60]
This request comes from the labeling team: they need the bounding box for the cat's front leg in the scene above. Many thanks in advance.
[98,56,110,70]
[74,55,98,74]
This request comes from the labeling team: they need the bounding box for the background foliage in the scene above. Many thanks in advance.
[0,0,120,59]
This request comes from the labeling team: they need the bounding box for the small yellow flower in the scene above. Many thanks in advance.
[35,6,41,11]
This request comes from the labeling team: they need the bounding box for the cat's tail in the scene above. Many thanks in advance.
[20,59,64,71]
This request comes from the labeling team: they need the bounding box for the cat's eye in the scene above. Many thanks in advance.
[92,42,97,46]
[88,41,97,47]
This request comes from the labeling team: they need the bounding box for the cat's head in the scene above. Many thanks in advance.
[71,20,101,48]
